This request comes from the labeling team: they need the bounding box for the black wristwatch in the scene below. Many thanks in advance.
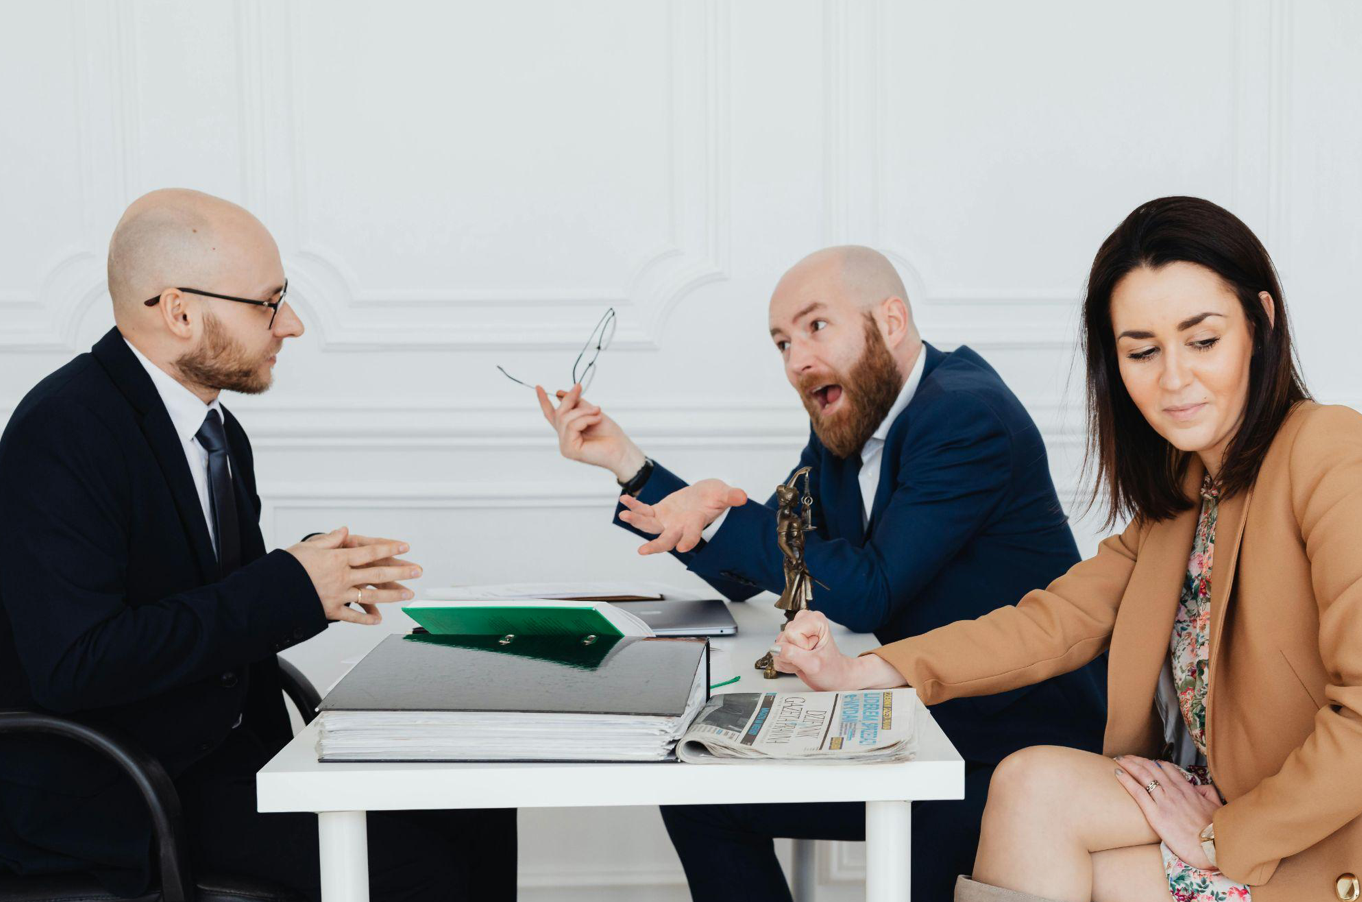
[618,457,654,496]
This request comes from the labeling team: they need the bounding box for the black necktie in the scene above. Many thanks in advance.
[195,409,241,576]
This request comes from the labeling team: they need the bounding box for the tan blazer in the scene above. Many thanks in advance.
[872,401,1362,901]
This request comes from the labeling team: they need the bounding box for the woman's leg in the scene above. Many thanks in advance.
[1091,845,1168,902]
[971,746,1168,902]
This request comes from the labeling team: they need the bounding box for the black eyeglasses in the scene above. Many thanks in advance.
[497,307,616,392]
[144,279,289,329]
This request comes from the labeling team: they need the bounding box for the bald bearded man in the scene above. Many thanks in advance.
[540,246,1107,901]
[0,190,515,900]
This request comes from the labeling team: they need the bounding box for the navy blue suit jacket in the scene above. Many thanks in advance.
[0,328,326,892]
[616,343,1107,764]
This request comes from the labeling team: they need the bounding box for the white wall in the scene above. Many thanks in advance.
[2,2,1360,898]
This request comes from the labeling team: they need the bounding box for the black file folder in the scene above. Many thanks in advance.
[316,633,711,762]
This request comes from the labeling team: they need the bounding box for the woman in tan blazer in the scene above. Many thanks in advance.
[775,196,1362,902]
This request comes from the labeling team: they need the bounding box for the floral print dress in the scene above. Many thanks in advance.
[1162,476,1251,901]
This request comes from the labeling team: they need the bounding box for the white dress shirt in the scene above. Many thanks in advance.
[124,338,224,552]
[852,344,926,528]
[702,346,928,541]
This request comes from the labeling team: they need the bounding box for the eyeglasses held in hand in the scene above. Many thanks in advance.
[144,279,289,330]
[497,307,616,392]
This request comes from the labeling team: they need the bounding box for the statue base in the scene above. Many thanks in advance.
[754,609,799,679]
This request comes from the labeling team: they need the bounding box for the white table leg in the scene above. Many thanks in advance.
[791,838,816,902]
[318,810,369,902]
[865,800,911,902]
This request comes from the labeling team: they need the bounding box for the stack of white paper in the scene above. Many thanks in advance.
[314,634,711,763]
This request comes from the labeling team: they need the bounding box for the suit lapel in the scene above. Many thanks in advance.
[1207,481,1252,665]
[222,407,266,563]
[866,446,894,533]
[91,328,221,582]
[824,454,867,545]
[1204,475,1253,761]
[866,344,945,532]
[1104,459,1202,754]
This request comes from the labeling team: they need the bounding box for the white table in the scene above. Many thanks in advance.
[258,600,964,901]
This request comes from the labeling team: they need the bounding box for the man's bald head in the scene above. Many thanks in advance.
[769,245,920,354]
[107,188,279,315]
[106,189,298,402]
[774,245,913,315]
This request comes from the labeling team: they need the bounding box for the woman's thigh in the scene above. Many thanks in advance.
[980,745,1162,852]
[1091,844,1169,902]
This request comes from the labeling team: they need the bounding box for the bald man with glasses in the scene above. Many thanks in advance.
[0,189,516,900]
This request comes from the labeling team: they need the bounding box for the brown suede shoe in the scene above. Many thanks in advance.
[954,875,1065,902]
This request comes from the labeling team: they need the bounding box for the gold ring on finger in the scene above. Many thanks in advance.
[1145,779,1160,795]
[356,587,363,605]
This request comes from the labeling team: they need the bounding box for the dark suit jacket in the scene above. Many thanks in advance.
[0,328,326,893]
[616,343,1107,764]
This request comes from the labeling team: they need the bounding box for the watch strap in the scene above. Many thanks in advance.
[618,457,654,496]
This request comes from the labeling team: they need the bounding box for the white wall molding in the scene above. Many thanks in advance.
[819,0,1085,350]
[818,0,1291,354]
[821,838,865,884]
[259,481,619,510]
[264,0,730,352]
[516,863,685,890]
[1264,0,1295,278]
[0,389,1113,446]
[0,0,127,352]
[0,394,1094,453]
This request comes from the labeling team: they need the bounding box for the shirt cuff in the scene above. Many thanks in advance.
[701,508,731,543]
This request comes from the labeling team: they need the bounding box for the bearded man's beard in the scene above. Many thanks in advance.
[798,315,903,458]
[174,310,274,395]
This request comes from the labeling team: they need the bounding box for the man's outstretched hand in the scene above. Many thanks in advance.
[618,479,748,554]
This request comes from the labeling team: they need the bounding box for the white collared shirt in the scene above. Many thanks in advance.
[123,337,224,552]
[854,344,925,528]
[702,345,927,541]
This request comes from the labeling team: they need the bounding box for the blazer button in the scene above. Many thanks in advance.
[1338,874,1360,902]
[219,671,238,688]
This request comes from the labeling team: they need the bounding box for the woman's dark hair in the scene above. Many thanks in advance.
[1082,196,1310,527]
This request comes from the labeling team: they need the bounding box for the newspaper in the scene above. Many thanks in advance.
[677,689,917,764]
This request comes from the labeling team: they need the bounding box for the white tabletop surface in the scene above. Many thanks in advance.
[258,597,964,814]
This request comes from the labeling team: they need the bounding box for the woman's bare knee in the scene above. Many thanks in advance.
[982,746,1160,850]
[974,747,1092,889]
[983,746,1083,832]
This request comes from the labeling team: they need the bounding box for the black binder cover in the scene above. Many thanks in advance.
[319,633,710,717]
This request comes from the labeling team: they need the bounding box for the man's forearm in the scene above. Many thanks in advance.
[611,445,648,483]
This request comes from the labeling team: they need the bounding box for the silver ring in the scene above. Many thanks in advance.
[356,587,363,605]
[1145,779,1160,795]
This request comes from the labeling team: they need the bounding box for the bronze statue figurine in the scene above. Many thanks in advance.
[755,466,818,678]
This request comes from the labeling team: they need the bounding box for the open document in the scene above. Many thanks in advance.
[677,689,918,764]
[401,598,654,638]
